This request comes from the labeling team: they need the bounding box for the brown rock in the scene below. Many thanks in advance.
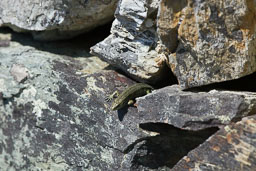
[158,0,256,89]
[172,115,256,170]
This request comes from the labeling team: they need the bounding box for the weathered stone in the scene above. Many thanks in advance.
[0,0,118,40]
[10,64,29,83]
[0,33,10,47]
[90,0,169,84]
[0,29,191,170]
[0,29,221,170]
[172,115,256,170]
[158,0,256,89]
[137,85,256,130]
[0,30,141,170]
[157,0,186,53]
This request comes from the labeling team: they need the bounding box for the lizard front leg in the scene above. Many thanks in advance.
[105,90,119,102]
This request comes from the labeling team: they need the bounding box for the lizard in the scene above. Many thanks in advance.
[106,83,153,111]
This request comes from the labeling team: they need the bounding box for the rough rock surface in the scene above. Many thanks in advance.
[173,115,256,171]
[1,27,256,169]
[1,30,143,170]
[0,29,218,170]
[137,85,256,130]
[90,0,169,84]
[0,0,118,40]
[158,0,256,89]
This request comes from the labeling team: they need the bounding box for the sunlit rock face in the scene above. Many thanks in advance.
[158,0,256,89]
[90,0,168,84]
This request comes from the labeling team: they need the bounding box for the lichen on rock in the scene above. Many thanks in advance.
[158,0,256,89]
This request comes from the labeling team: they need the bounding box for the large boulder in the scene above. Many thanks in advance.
[0,0,118,40]
[92,0,256,89]
[158,0,256,88]
[173,115,256,171]
[137,85,256,130]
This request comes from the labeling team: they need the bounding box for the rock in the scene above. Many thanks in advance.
[130,123,218,170]
[10,64,29,83]
[0,33,10,47]
[157,0,186,53]
[0,30,142,170]
[137,85,256,130]
[0,29,189,170]
[0,29,222,170]
[0,0,118,40]
[2,21,256,170]
[157,0,256,89]
[172,115,256,170]
[90,0,170,84]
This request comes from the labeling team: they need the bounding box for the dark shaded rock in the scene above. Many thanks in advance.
[137,85,256,130]
[172,115,256,171]
[131,123,218,170]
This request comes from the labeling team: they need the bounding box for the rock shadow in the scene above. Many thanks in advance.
[0,22,112,57]
[130,123,218,170]
[187,72,256,92]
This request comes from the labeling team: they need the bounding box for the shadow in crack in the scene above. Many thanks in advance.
[130,123,219,170]
[187,72,256,92]
[0,21,112,58]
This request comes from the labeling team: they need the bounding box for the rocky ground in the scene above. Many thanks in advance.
[1,25,256,170]
[1,0,256,170]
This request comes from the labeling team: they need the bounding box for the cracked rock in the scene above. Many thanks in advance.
[158,0,256,89]
[137,85,256,131]
[90,0,170,84]
[172,115,256,171]
[1,31,179,170]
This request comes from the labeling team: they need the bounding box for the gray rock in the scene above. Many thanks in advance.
[0,31,142,170]
[137,85,256,130]
[90,0,168,84]
[0,33,10,47]
[10,64,29,83]
[1,30,196,170]
[2,28,256,170]
[157,0,256,89]
[172,115,256,171]
[0,0,118,40]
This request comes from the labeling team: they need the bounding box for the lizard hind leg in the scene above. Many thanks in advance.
[146,89,152,94]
